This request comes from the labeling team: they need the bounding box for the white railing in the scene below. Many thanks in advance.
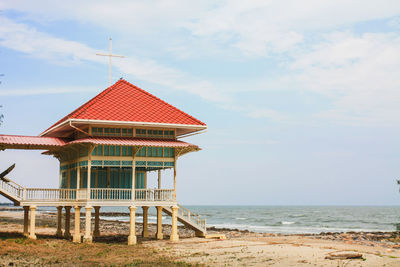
[25,188,77,201]
[90,188,132,201]
[0,179,23,200]
[178,205,207,232]
[1,177,175,203]
[77,188,87,200]
[135,189,175,201]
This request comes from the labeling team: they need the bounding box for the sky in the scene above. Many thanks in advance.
[1,1,400,205]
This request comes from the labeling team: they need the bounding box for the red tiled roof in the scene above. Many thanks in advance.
[0,135,198,150]
[43,79,206,135]
[68,137,198,148]
[0,134,66,149]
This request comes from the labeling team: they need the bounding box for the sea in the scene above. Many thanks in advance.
[2,204,400,234]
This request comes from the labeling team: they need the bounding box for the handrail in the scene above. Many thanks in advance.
[1,181,176,203]
[25,188,76,201]
[135,188,175,201]
[0,179,23,200]
[177,205,207,232]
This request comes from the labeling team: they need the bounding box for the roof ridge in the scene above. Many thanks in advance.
[41,79,206,136]
[120,79,206,126]
[72,80,121,118]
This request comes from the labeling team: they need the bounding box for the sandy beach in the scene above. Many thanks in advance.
[1,209,400,266]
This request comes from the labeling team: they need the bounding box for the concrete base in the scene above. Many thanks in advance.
[169,234,179,242]
[28,233,37,240]
[156,232,163,240]
[73,234,81,243]
[56,230,63,238]
[195,231,206,238]
[83,236,93,243]
[93,230,100,238]
[128,235,137,245]
[64,232,72,239]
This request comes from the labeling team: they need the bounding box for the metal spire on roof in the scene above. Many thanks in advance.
[96,38,125,87]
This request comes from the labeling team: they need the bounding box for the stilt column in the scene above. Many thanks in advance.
[73,206,81,243]
[128,206,137,245]
[156,206,163,240]
[23,206,29,237]
[29,205,37,240]
[56,206,63,237]
[64,206,71,239]
[83,206,92,243]
[170,206,179,242]
[142,206,149,238]
[93,206,100,238]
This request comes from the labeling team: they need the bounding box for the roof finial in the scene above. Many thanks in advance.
[96,38,125,87]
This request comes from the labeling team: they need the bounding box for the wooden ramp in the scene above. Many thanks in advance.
[163,205,207,237]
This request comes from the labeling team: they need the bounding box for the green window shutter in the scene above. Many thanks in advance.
[110,145,115,156]
[152,147,157,157]
[127,146,132,156]
[122,146,127,156]
[92,147,97,156]
[115,146,120,156]
[104,145,109,156]
[97,145,103,156]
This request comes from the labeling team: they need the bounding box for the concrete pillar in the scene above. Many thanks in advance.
[158,170,161,189]
[56,206,63,237]
[23,206,29,237]
[142,206,149,238]
[84,206,92,243]
[173,158,177,199]
[87,161,92,200]
[170,206,179,242]
[29,205,37,240]
[76,166,80,200]
[128,206,137,245]
[156,206,163,240]
[93,206,100,238]
[64,206,72,239]
[73,206,81,243]
[131,160,136,200]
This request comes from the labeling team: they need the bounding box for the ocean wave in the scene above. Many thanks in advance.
[235,217,247,220]
[281,221,295,225]
[209,223,390,234]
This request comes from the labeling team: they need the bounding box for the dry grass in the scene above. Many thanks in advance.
[0,232,202,266]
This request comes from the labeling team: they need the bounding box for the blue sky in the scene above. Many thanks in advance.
[1,1,400,205]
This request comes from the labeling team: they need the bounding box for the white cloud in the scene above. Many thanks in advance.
[0,17,230,103]
[285,32,400,126]
[1,2,400,125]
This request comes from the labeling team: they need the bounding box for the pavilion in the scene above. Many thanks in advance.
[0,79,207,244]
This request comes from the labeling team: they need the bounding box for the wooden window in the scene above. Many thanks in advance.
[122,128,133,137]
[104,145,110,156]
[157,147,163,157]
[138,147,146,157]
[109,145,115,156]
[147,147,152,157]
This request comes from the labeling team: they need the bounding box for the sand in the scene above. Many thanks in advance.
[0,210,400,266]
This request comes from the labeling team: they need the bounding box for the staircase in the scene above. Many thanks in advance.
[163,205,207,237]
[0,178,23,205]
